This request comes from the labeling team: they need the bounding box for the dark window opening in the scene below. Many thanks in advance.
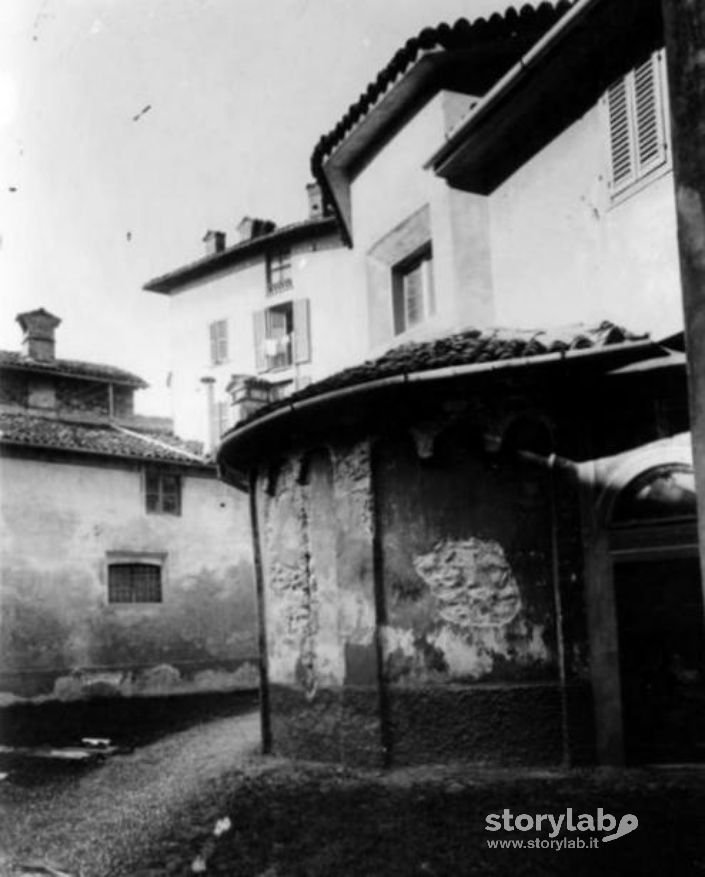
[392,246,434,335]
[146,470,181,515]
[267,248,292,294]
[108,563,162,603]
[612,464,696,524]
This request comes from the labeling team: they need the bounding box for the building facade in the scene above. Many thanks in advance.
[0,309,257,703]
[216,0,704,767]
[144,185,362,451]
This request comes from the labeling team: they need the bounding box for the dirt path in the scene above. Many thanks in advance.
[0,710,261,877]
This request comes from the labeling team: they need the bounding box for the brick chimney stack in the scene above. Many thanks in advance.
[203,230,226,255]
[237,217,276,242]
[16,308,61,362]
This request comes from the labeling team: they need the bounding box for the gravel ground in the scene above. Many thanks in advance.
[2,710,705,876]
[0,710,261,877]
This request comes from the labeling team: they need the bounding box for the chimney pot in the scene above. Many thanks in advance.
[203,230,226,255]
[306,182,329,219]
[237,217,276,242]
[16,308,61,362]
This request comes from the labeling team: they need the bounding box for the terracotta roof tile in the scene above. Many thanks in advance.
[310,1,573,178]
[0,350,147,388]
[0,413,208,466]
[243,322,648,425]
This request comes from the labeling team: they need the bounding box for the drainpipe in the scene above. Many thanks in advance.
[516,449,579,766]
[248,467,272,754]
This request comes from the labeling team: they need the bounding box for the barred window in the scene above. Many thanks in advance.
[108,563,162,603]
[145,469,181,515]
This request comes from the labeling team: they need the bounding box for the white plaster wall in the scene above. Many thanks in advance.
[350,92,494,355]
[0,454,256,698]
[166,234,363,444]
[0,456,251,593]
[489,104,682,337]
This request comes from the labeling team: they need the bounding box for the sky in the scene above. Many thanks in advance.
[0,0,513,415]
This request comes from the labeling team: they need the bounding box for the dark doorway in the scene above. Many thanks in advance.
[615,556,705,763]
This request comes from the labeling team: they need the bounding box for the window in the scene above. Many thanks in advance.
[145,469,181,515]
[605,49,670,198]
[108,563,162,603]
[253,299,310,372]
[267,248,292,295]
[392,246,435,335]
[209,319,228,365]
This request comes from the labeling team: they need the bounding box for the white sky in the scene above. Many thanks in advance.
[0,0,513,415]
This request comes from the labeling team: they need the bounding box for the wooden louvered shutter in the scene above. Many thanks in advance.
[633,50,667,177]
[292,299,311,364]
[607,77,636,193]
[253,310,267,373]
[606,50,669,195]
[209,321,218,365]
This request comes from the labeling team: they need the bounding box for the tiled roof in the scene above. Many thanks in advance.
[310,1,572,178]
[242,322,649,425]
[0,413,208,466]
[0,350,147,388]
[144,216,339,294]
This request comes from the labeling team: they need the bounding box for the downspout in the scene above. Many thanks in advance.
[248,466,272,754]
[516,449,579,766]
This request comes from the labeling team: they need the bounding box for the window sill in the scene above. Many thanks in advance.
[608,163,673,210]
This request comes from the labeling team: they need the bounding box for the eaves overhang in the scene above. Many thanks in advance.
[428,0,664,193]
[216,338,667,487]
[311,2,573,246]
[144,216,339,294]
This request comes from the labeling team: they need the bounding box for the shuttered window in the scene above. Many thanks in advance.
[606,50,669,197]
[253,299,311,372]
[209,320,228,365]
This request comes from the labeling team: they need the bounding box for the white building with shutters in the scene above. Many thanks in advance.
[308,0,680,367]
[144,185,360,450]
[420,1,680,340]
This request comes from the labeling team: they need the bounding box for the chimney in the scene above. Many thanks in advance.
[306,182,328,219]
[16,308,61,362]
[203,229,226,255]
[227,375,273,425]
[237,216,276,242]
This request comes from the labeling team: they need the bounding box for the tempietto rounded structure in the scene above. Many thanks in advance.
[218,324,696,767]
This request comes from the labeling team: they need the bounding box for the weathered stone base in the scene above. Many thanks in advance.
[268,682,596,767]
[386,683,565,766]
[269,685,384,767]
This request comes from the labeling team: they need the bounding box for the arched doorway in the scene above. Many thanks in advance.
[609,464,705,763]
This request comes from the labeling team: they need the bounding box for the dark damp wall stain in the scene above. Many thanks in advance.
[0,458,258,701]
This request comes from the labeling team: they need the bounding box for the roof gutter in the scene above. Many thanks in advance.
[427,0,601,172]
[217,337,659,478]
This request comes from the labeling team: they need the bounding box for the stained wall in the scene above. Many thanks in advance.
[0,453,257,703]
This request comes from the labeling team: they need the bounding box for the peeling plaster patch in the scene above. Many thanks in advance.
[414,538,521,628]
[339,591,375,646]
[334,441,373,537]
[430,627,494,678]
[380,625,416,659]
